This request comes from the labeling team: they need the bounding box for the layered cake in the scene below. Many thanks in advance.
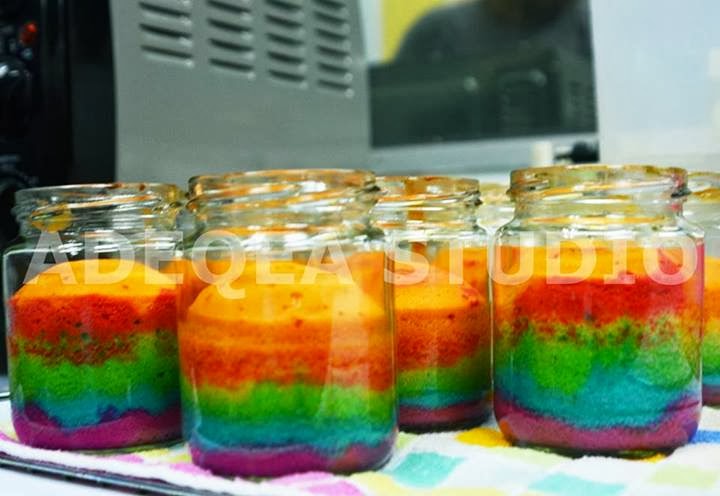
[493,244,703,453]
[394,248,491,431]
[179,260,396,476]
[8,259,180,449]
[703,256,720,404]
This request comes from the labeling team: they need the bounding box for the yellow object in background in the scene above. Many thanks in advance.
[382,0,456,61]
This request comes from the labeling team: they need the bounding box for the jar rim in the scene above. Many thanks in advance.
[15,182,181,204]
[14,183,182,234]
[509,164,688,202]
[187,169,375,207]
[186,169,379,232]
[375,176,480,205]
[189,168,372,192]
[687,171,720,202]
[477,182,511,205]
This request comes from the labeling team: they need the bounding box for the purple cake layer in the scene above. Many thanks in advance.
[703,385,720,405]
[189,434,396,477]
[494,393,700,453]
[12,405,181,450]
[399,400,490,432]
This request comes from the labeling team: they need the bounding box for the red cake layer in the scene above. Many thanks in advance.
[10,292,176,342]
[512,276,690,327]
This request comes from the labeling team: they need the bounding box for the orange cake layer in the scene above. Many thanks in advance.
[178,252,388,315]
[179,261,392,390]
[493,243,702,323]
[394,263,490,370]
[433,246,488,293]
[10,260,177,342]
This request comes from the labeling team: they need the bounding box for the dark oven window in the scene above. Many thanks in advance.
[368,0,596,148]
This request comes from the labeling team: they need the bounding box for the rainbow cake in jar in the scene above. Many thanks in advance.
[703,256,720,403]
[179,260,396,476]
[394,248,491,431]
[493,244,702,453]
[7,260,181,449]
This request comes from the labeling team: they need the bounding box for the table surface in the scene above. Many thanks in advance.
[1,399,720,495]
[0,467,127,496]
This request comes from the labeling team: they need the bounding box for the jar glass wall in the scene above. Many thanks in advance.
[179,169,395,476]
[684,172,720,405]
[374,176,491,432]
[477,183,514,234]
[492,165,703,454]
[3,183,182,450]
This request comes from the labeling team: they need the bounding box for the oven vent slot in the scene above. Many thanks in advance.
[138,0,194,65]
[207,0,255,76]
[311,0,352,96]
[264,0,307,87]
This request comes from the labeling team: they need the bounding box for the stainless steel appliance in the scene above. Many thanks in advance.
[111,0,370,184]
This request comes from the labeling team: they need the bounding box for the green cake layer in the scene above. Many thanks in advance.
[703,325,720,381]
[181,378,395,450]
[495,316,700,428]
[10,331,179,428]
[397,351,490,408]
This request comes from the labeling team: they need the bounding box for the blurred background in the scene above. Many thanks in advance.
[2,0,719,220]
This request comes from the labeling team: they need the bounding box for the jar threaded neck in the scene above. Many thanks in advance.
[186,169,379,234]
[14,183,181,237]
[509,164,688,203]
[373,176,482,231]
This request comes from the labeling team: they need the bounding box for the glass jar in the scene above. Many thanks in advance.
[3,183,182,450]
[477,183,514,233]
[179,169,395,476]
[684,172,720,405]
[373,176,491,432]
[493,165,703,454]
